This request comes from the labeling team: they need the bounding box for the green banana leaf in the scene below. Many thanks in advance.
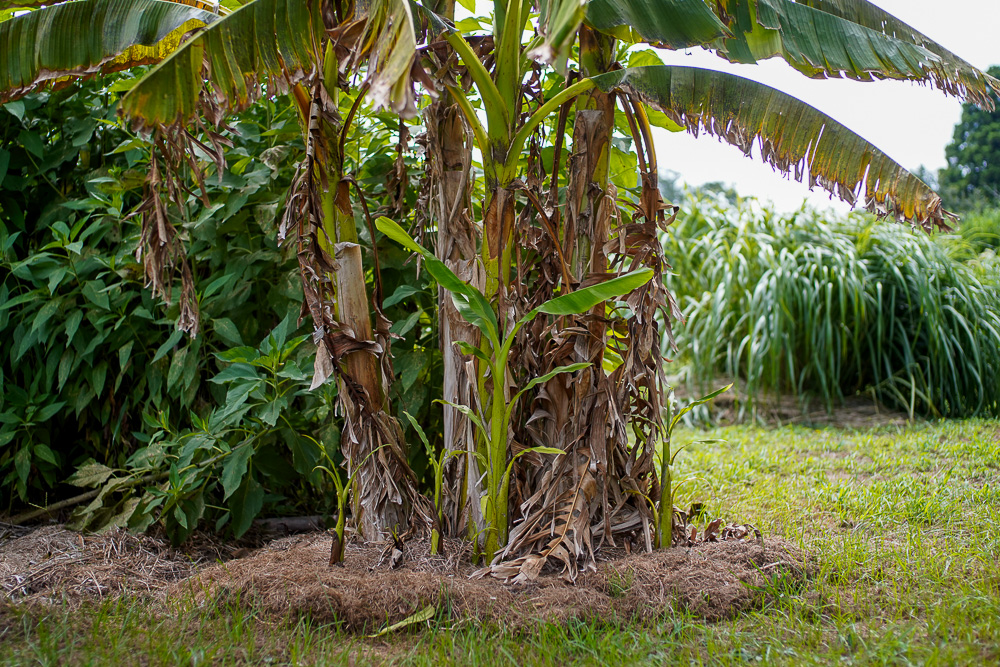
[0,0,219,102]
[375,216,501,349]
[532,269,655,317]
[714,0,998,108]
[795,0,1000,108]
[586,0,729,49]
[0,0,233,10]
[120,0,322,127]
[529,0,587,75]
[592,65,953,231]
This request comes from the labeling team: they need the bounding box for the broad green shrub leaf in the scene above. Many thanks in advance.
[221,443,253,500]
[211,363,260,384]
[212,317,244,346]
[151,329,184,363]
[384,285,421,307]
[397,350,427,392]
[35,400,66,422]
[230,474,264,538]
[66,461,115,488]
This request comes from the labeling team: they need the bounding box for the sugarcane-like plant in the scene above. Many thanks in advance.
[3,0,998,577]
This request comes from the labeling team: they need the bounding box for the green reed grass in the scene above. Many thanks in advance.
[663,196,1000,419]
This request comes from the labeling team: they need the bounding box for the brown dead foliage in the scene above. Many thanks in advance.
[2,525,811,631]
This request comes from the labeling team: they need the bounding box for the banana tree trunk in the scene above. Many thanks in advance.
[505,26,638,571]
[566,27,618,530]
[426,95,483,539]
[424,0,485,541]
[294,52,418,540]
[324,178,413,540]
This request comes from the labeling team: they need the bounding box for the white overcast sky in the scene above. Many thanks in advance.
[649,0,1000,212]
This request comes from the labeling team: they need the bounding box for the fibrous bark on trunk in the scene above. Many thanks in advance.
[286,66,423,540]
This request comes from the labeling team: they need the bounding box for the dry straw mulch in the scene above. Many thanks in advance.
[2,524,811,631]
[0,523,229,605]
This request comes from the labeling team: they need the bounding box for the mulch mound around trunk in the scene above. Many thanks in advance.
[2,524,812,630]
[175,532,811,631]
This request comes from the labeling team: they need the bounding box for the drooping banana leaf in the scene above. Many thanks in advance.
[529,0,587,75]
[714,0,998,108]
[794,0,1000,109]
[120,0,323,127]
[0,0,219,102]
[592,66,954,231]
[353,0,420,118]
[586,0,729,49]
[0,0,231,9]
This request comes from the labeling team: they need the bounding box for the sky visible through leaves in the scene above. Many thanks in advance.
[651,0,1000,212]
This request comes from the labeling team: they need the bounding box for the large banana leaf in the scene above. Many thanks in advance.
[794,0,1000,109]
[592,66,953,231]
[0,0,219,102]
[0,0,235,11]
[120,0,322,126]
[714,0,997,108]
[586,0,729,49]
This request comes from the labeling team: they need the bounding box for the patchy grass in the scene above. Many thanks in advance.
[3,419,999,665]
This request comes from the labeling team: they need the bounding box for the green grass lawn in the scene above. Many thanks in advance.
[3,419,999,666]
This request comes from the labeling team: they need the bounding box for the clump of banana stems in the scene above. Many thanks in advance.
[377,217,654,561]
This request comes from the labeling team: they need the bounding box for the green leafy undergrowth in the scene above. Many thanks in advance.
[0,77,332,532]
[66,315,338,542]
[1,73,445,535]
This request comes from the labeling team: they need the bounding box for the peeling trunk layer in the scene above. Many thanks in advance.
[287,78,420,541]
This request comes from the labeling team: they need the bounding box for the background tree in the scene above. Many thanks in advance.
[940,65,1000,212]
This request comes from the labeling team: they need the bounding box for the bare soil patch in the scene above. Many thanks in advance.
[676,380,912,429]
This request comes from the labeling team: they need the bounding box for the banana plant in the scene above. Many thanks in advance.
[656,383,732,549]
[403,410,463,556]
[377,216,653,559]
[3,0,999,571]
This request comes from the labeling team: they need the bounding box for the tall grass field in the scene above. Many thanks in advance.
[662,196,1000,420]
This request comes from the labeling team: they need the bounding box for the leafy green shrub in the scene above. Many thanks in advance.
[664,196,1000,419]
[1,75,444,539]
[67,316,336,542]
[0,79,324,529]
